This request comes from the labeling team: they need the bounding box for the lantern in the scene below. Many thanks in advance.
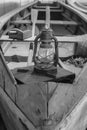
[33,26,58,74]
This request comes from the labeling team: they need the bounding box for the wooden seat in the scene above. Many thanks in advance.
[50,20,81,25]
[36,20,81,25]
[56,34,87,43]
[11,20,31,24]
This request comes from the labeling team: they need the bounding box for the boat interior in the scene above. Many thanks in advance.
[0,0,87,129]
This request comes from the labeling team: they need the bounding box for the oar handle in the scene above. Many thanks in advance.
[31,9,38,37]
[45,6,50,28]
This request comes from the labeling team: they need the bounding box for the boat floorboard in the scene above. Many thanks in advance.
[4,42,29,56]
[4,42,30,69]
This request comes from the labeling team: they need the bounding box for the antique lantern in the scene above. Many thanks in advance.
[33,26,58,74]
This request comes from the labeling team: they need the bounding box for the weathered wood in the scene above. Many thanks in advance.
[0,51,17,101]
[55,62,87,130]
[0,34,87,43]
[56,34,87,43]
[27,43,34,66]
[0,51,16,85]
[49,62,87,129]
[55,93,87,130]
[16,83,47,127]
[36,20,81,25]
[51,20,81,25]
[62,13,73,21]
[33,5,61,9]
[0,86,36,130]
[21,12,31,20]
[31,9,38,37]
[11,20,31,24]
[35,8,63,12]
[67,0,87,14]
[46,6,50,27]
[1,1,87,130]
[0,0,38,30]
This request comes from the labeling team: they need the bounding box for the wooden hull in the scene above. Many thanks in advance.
[0,1,87,130]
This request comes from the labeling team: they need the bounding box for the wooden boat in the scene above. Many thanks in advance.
[67,0,87,13]
[1,0,87,130]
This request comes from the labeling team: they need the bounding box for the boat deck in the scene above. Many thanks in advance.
[4,42,30,69]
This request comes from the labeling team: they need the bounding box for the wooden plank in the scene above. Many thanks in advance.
[33,5,60,9]
[46,6,50,27]
[27,43,34,66]
[0,86,36,130]
[0,51,16,86]
[36,20,45,24]
[11,20,31,24]
[21,12,31,20]
[55,63,87,130]
[50,9,63,12]
[31,9,38,37]
[36,20,81,25]
[2,41,11,55]
[34,8,63,12]
[62,13,73,21]
[56,34,87,43]
[50,20,81,25]
[50,61,87,130]
[0,34,87,43]
[0,51,17,101]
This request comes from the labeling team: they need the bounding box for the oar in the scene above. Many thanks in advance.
[45,6,50,28]
[31,9,38,37]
